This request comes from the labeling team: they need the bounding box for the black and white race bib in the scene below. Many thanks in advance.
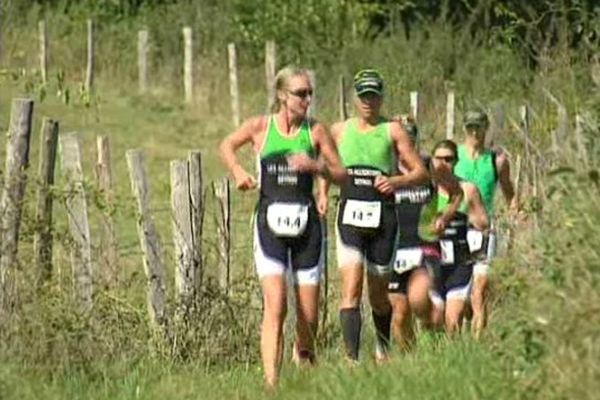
[342,199,381,228]
[393,247,423,274]
[467,229,484,253]
[266,202,308,237]
[440,240,455,265]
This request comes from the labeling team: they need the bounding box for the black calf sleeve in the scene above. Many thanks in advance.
[372,310,392,352]
[340,307,361,360]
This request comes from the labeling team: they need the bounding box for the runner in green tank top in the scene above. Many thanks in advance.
[319,69,429,362]
[430,140,489,334]
[220,66,347,389]
[387,118,464,352]
[259,115,314,159]
[454,108,518,339]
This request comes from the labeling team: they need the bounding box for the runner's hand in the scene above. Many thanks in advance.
[232,167,257,191]
[317,193,328,217]
[374,175,394,195]
[287,153,319,174]
[433,215,448,234]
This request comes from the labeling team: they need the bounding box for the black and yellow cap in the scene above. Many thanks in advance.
[353,69,384,96]
[463,109,489,128]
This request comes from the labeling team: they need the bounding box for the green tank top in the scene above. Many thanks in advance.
[418,195,440,242]
[338,118,393,174]
[454,145,496,216]
[260,116,314,159]
[437,192,468,214]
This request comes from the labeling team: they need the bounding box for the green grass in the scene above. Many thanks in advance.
[0,337,522,400]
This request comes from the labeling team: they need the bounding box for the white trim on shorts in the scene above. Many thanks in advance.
[334,215,390,276]
[253,216,323,286]
[429,281,472,308]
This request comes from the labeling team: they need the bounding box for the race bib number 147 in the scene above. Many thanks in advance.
[342,200,381,228]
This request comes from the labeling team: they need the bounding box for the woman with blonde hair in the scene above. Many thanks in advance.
[219,66,346,388]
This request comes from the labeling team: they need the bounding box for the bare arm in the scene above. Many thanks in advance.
[313,123,347,184]
[317,121,345,197]
[433,169,464,230]
[496,151,518,212]
[218,116,264,190]
[388,121,429,188]
[463,182,489,231]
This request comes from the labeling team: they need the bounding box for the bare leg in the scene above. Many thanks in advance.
[294,282,320,365]
[389,293,414,352]
[407,268,432,321]
[340,264,363,309]
[470,273,488,339]
[445,298,466,335]
[260,275,287,389]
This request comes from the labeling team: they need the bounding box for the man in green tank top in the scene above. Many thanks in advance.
[320,69,429,362]
[454,108,518,339]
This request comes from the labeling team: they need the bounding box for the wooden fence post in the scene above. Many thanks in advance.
[213,178,230,293]
[188,151,203,290]
[170,160,195,318]
[575,114,588,170]
[228,43,240,127]
[95,136,119,287]
[410,91,419,122]
[138,30,149,93]
[39,19,48,85]
[60,133,93,311]
[556,104,568,157]
[519,105,531,193]
[183,27,193,103]
[85,19,94,93]
[445,91,455,140]
[487,102,505,148]
[0,98,34,317]
[126,150,169,337]
[34,117,59,284]
[339,75,347,121]
[265,40,276,110]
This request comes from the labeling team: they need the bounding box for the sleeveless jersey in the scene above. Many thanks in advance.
[338,118,394,201]
[437,192,470,264]
[394,156,438,245]
[454,145,497,216]
[258,116,315,202]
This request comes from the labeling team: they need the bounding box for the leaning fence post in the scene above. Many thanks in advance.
[39,19,48,85]
[555,104,568,158]
[188,151,203,290]
[171,160,195,319]
[0,98,34,317]
[487,102,505,148]
[95,136,119,287]
[60,133,93,311]
[85,19,94,93]
[228,43,240,127]
[519,105,531,194]
[339,75,347,121]
[445,91,455,140]
[410,91,419,121]
[34,117,59,285]
[575,114,588,169]
[213,178,230,293]
[138,30,149,93]
[183,27,193,103]
[126,150,170,339]
[265,40,276,110]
